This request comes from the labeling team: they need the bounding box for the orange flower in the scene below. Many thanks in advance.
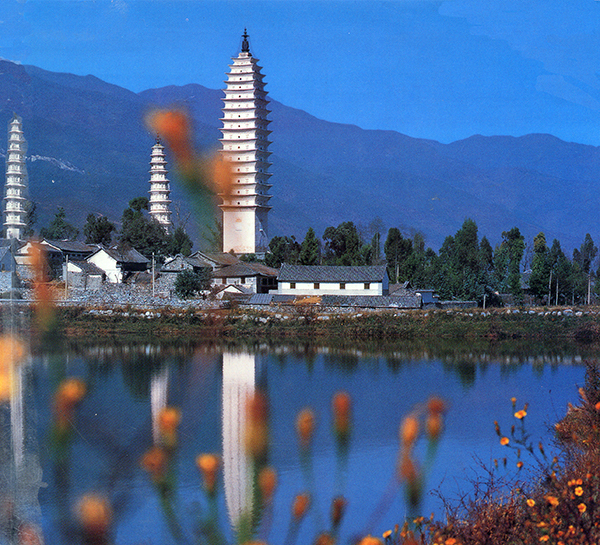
[545,495,559,507]
[427,396,446,415]
[577,503,587,513]
[141,446,168,481]
[0,334,26,402]
[244,391,269,458]
[196,453,220,495]
[400,414,419,448]
[527,499,535,507]
[258,466,277,502]
[208,154,234,197]
[76,494,112,536]
[398,451,419,483]
[517,461,523,469]
[332,391,351,436]
[382,530,392,539]
[292,493,310,520]
[331,496,347,527]
[296,408,315,449]
[539,537,549,543]
[157,406,181,446]
[514,409,527,419]
[145,109,194,169]
[426,413,443,440]
[314,534,335,545]
[574,486,583,496]
[595,401,600,411]
[358,536,384,545]
[500,437,510,446]
[54,378,86,430]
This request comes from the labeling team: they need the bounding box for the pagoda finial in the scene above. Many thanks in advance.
[241,28,250,54]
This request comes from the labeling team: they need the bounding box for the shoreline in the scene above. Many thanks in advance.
[25,303,600,347]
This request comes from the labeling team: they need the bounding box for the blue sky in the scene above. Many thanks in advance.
[2,0,600,145]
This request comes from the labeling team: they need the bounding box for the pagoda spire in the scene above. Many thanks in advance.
[3,114,30,240]
[241,28,250,54]
[219,33,272,256]
[147,138,173,234]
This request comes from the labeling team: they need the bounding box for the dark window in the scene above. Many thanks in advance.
[240,277,245,284]
[290,282,296,289]
[364,282,370,290]
[340,282,346,289]
[314,282,320,289]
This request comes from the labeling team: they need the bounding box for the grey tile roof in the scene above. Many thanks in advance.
[192,251,240,267]
[320,295,421,308]
[278,264,388,283]
[212,262,279,279]
[43,239,98,254]
[92,247,150,264]
[69,260,104,276]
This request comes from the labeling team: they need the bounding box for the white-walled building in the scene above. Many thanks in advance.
[3,115,29,240]
[87,247,149,284]
[148,138,173,233]
[219,30,272,256]
[277,264,390,296]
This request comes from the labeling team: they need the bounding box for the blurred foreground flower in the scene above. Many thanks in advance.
[245,391,269,459]
[0,334,26,402]
[196,453,220,496]
[145,108,234,236]
[76,493,112,542]
[53,378,86,432]
[30,242,56,334]
[157,406,181,448]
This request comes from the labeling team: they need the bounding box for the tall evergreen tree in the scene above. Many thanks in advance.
[83,214,116,246]
[322,222,364,266]
[528,232,550,301]
[40,207,79,241]
[298,227,320,265]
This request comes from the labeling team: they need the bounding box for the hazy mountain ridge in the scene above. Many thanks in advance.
[0,59,597,251]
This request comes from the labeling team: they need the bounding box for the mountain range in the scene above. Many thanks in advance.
[0,58,598,252]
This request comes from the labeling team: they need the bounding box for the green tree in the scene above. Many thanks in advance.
[119,197,168,258]
[22,201,37,238]
[298,227,320,265]
[40,207,79,240]
[322,222,364,266]
[528,232,550,301]
[174,268,212,299]
[166,226,193,256]
[83,214,116,246]
[265,236,300,268]
[494,227,525,302]
[384,228,413,283]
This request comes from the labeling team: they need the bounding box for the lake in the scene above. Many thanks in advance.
[0,340,592,544]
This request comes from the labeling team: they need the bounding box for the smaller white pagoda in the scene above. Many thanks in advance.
[148,137,173,233]
[3,114,30,240]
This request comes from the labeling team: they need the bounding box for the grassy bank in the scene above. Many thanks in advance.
[49,304,600,345]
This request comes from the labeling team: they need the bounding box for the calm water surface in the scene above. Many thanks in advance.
[2,342,592,544]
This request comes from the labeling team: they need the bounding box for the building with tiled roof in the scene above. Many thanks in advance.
[212,261,278,294]
[87,246,149,283]
[277,264,389,296]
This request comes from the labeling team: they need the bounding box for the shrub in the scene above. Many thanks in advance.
[174,269,211,299]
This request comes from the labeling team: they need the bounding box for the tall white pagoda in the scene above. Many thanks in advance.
[3,115,29,240]
[219,30,272,255]
[148,137,173,233]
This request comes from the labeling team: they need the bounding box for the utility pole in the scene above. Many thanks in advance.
[548,269,552,306]
[152,252,155,297]
[64,254,69,299]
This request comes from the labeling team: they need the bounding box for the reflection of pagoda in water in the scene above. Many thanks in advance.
[150,367,169,444]
[0,357,42,527]
[221,352,260,528]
